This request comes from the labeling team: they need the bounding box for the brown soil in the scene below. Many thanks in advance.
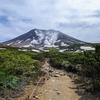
[36,75,81,100]
[14,60,82,100]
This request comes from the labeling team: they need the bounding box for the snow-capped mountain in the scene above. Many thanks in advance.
[0,29,85,48]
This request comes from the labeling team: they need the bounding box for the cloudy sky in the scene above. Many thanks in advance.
[0,0,100,43]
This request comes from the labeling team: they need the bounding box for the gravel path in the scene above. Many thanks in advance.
[12,59,100,100]
[36,75,81,100]
[31,59,81,100]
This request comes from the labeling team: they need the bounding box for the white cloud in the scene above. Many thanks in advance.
[0,0,100,43]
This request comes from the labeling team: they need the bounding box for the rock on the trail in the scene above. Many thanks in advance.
[50,73,55,77]
[39,92,42,94]
[54,88,61,95]
[56,91,61,95]
[55,72,59,74]
[49,97,54,100]
[52,80,55,82]
[54,74,60,77]
[44,90,48,92]
[54,88,58,91]
[49,70,53,72]
[32,95,39,100]
[35,96,39,99]
[60,72,66,76]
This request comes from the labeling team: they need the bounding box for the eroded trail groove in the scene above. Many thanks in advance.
[34,59,81,100]
[15,59,81,100]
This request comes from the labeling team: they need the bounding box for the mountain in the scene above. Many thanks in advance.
[0,29,85,48]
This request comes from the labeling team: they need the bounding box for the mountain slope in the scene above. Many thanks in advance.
[0,29,85,48]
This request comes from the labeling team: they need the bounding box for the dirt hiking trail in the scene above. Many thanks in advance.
[15,59,82,100]
[37,75,81,100]
[34,59,81,100]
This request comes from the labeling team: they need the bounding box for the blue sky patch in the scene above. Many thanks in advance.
[0,15,10,26]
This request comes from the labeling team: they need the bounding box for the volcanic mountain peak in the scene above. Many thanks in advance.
[0,29,85,48]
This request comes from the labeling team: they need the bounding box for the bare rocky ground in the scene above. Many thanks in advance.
[35,75,81,100]
[1,60,100,100]
[14,60,81,100]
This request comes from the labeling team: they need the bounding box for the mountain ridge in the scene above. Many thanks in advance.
[0,28,85,48]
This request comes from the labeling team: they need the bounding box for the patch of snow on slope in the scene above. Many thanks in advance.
[61,42,69,46]
[18,49,27,51]
[43,50,49,52]
[37,33,44,43]
[44,37,51,47]
[80,46,95,51]
[7,42,13,46]
[15,40,23,44]
[75,49,83,52]
[49,32,58,44]
[26,38,31,41]
[23,45,31,47]
[30,30,44,45]
[44,31,58,47]
[39,47,44,50]
[44,37,58,47]
[59,49,67,52]
[32,49,40,52]
[17,41,22,44]
[30,39,39,45]
[30,29,59,47]
[35,30,38,34]
[0,48,6,50]
[56,40,61,42]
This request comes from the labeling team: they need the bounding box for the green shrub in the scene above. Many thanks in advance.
[0,49,41,89]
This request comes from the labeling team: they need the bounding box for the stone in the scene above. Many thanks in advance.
[54,88,58,91]
[50,97,54,100]
[55,72,59,74]
[60,73,64,76]
[35,96,39,99]
[54,74,60,77]
[56,91,61,95]
[49,70,53,72]
[44,90,48,92]
[49,98,53,100]
[52,80,55,82]
[54,89,61,95]
[39,92,42,94]
[50,74,54,77]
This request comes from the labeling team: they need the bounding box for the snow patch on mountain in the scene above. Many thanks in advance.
[47,31,58,44]
[56,40,61,42]
[30,39,39,45]
[31,49,40,52]
[26,38,31,41]
[59,49,67,52]
[16,40,22,44]
[80,46,95,51]
[61,42,69,46]
[30,29,59,47]
[44,37,51,47]
[23,45,31,47]
[35,31,44,43]
[7,42,13,46]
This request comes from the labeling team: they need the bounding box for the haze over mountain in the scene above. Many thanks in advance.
[0,29,85,48]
